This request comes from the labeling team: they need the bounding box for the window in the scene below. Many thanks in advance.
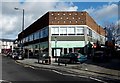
[66,17,69,19]
[70,20,72,23]
[39,30,42,38]
[34,31,39,40]
[51,27,59,35]
[60,27,67,35]
[76,27,84,35]
[58,13,59,15]
[51,13,54,15]
[69,13,71,15]
[89,29,92,37]
[73,17,74,19]
[67,27,75,35]
[42,28,48,37]
[55,17,56,19]
[78,17,80,19]
[61,17,62,19]
[87,28,92,37]
[26,37,29,42]
[29,34,34,41]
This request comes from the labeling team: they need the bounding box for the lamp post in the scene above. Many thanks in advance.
[14,7,25,55]
[54,37,57,62]
[14,7,24,31]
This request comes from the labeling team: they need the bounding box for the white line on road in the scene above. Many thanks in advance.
[15,60,108,83]
[52,70,63,75]
[90,77,108,83]
[51,69,108,83]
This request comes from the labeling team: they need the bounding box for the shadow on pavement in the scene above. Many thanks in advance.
[85,58,120,71]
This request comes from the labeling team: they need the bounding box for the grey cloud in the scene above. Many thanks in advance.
[1,1,77,39]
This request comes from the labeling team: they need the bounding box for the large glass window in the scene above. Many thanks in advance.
[76,27,84,35]
[44,28,48,37]
[60,27,67,35]
[87,28,89,35]
[29,34,34,41]
[26,36,29,42]
[39,30,42,38]
[39,27,48,38]
[67,27,75,35]
[34,31,39,40]
[89,29,92,37]
[51,27,59,35]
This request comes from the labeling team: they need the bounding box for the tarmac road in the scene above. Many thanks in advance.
[2,55,104,83]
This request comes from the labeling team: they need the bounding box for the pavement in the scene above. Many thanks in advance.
[15,58,120,81]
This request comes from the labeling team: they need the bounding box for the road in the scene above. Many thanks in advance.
[1,55,105,83]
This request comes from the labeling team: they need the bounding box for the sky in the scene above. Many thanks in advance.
[1,0,119,40]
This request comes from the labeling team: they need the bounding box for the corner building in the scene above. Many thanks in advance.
[18,11,105,59]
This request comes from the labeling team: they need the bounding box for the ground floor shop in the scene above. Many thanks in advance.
[23,40,89,59]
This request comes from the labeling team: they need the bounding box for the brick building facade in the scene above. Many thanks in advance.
[18,11,105,59]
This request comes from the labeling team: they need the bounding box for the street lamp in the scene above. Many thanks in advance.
[54,37,57,62]
[14,7,24,31]
[14,7,25,55]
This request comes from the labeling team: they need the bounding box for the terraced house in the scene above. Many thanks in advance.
[18,11,105,58]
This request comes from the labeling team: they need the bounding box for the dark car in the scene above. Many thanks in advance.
[92,51,107,62]
[58,53,87,64]
[12,52,24,60]
[6,52,13,57]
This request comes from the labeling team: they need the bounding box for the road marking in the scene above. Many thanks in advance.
[29,66,35,69]
[15,60,108,83]
[52,70,63,75]
[90,77,108,83]
[51,70,107,83]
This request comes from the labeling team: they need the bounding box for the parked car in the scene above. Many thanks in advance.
[12,52,24,60]
[92,51,107,62]
[58,53,87,64]
[6,52,13,57]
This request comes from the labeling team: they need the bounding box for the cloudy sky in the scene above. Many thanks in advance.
[1,0,119,40]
